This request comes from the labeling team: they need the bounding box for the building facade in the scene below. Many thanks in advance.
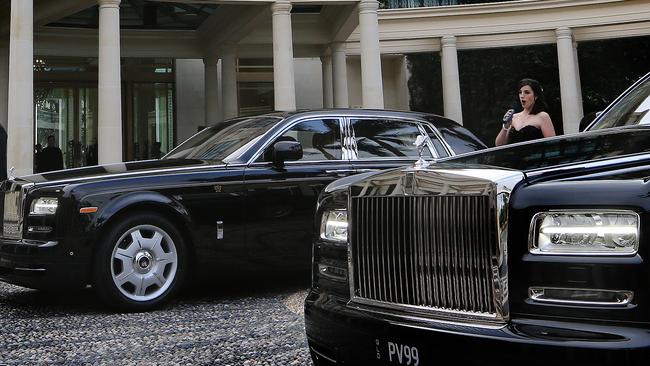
[1,0,649,176]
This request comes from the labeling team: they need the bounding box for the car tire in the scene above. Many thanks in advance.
[93,211,187,311]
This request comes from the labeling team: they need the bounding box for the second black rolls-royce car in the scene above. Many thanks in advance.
[0,109,485,311]
[306,73,650,365]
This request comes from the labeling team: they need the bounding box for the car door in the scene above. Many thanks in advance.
[243,117,352,271]
[346,116,448,172]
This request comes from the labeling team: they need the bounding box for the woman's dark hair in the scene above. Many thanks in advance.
[518,78,548,115]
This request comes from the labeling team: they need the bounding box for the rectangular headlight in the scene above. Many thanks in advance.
[30,197,58,215]
[320,209,348,243]
[530,210,639,255]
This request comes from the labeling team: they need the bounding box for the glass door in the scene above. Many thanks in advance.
[34,85,99,169]
[129,82,175,161]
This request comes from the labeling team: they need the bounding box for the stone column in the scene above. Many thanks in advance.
[221,46,238,120]
[395,55,410,111]
[573,40,584,120]
[331,42,349,108]
[204,57,220,123]
[441,35,463,125]
[7,0,34,176]
[0,40,8,132]
[98,0,123,164]
[358,0,383,109]
[556,27,582,134]
[321,54,333,109]
[271,0,296,111]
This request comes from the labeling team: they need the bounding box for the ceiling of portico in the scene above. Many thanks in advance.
[1,0,360,59]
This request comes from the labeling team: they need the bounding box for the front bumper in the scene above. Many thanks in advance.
[305,291,650,366]
[0,238,89,289]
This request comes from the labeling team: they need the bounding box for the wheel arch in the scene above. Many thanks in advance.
[89,191,197,270]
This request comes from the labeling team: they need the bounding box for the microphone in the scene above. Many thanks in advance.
[502,109,515,123]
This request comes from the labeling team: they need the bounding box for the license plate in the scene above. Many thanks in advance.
[374,338,421,366]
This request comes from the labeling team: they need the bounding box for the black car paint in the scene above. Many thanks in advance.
[305,74,650,364]
[305,133,650,364]
[0,110,485,303]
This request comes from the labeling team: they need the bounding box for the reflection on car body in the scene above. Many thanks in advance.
[305,72,650,365]
[0,109,485,311]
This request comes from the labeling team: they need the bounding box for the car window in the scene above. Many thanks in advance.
[164,116,281,162]
[350,118,432,159]
[588,75,650,130]
[424,117,487,154]
[422,124,450,158]
[262,119,342,162]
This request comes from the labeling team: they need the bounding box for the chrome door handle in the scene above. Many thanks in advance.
[326,169,357,174]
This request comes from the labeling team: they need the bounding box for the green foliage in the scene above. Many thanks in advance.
[406,36,650,146]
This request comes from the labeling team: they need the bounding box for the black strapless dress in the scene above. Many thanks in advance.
[508,125,544,144]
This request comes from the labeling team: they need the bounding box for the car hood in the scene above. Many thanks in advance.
[326,126,650,193]
[447,126,650,176]
[14,158,221,186]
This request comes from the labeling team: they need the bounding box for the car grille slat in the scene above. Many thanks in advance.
[352,195,496,316]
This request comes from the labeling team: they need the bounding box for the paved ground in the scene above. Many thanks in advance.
[0,277,312,365]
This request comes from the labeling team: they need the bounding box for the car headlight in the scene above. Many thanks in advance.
[30,197,58,215]
[530,210,639,255]
[320,209,348,243]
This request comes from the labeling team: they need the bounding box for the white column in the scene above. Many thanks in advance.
[0,40,8,132]
[98,0,122,164]
[7,0,34,176]
[271,0,296,111]
[358,0,383,109]
[331,42,349,108]
[204,57,219,123]
[321,54,333,109]
[573,40,584,119]
[441,35,463,125]
[395,55,410,111]
[221,46,238,120]
[556,27,582,134]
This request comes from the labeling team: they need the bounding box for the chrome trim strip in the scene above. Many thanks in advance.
[527,209,640,256]
[0,239,59,247]
[309,346,337,364]
[528,287,634,307]
[14,267,47,272]
[524,152,650,178]
[347,302,506,329]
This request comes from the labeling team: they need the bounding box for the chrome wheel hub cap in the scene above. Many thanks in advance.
[134,251,154,273]
[110,224,178,302]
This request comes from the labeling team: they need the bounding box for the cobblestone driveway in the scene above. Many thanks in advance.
[0,278,312,365]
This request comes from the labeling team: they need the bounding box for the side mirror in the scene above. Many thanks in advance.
[272,140,302,166]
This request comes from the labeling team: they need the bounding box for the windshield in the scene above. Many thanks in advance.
[588,74,650,130]
[164,116,282,162]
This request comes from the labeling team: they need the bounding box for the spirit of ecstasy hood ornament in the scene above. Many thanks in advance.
[413,135,430,169]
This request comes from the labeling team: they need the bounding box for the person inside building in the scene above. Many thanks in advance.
[38,135,64,173]
[495,78,556,146]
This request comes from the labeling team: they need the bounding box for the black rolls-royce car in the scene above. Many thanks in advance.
[0,109,485,311]
[306,72,650,365]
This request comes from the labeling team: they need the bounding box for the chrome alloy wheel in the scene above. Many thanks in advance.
[110,224,178,302]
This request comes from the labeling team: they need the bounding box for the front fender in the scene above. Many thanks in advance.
[82,191,192,233]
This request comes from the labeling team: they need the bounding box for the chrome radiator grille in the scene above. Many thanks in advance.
[351,195,497,316]
[3,185,24,239]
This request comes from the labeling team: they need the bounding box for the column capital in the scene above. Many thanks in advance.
[555,27,573,40]
[331,42,346,53]
[98,0,121,8]
[271,0,292,14]
[359,0,379,14]
[441,35,457,47]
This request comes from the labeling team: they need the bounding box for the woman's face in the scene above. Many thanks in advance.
[519,85,536,110]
